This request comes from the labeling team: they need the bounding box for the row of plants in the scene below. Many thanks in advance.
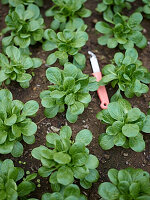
[1,157,150,199]
[0,0,150,199]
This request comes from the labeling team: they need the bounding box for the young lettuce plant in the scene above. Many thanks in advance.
[32,126,99,190]
[1,0,43,7]
[137,0,150,19]
[95,12,147,49]
[2,4,44,48]
[0,159,37,200]
[96,0,135,23]
[0,46,42,88]
[98,168,150,200]
[99,48,150,98]
[42,28,88,69]
[96,98,150,152]
[42,184,87,200]
[0,89,39,157]
[45,0,91,31]
[40,63,99,123]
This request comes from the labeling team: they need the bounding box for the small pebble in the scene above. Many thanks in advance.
[126,161,129,165]
[93,19,98,23]
[51,126,60,132]
[123,153,128,157]
[104,154,110,160]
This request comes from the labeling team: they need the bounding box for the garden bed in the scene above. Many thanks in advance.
[0,0,150,199]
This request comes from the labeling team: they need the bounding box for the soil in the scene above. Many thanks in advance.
[0,0,150,199]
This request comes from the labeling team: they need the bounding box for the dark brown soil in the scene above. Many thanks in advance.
[0,1,150,199]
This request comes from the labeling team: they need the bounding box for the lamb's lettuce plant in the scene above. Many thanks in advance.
[42,184,87,200]
[99,48,150,98]
[0,89,39,157]
[32,126,99,190]
[96,0,135,23]
[0,159,37,200]
[45,0,91,31]
[1,0,43,7]
[97,99,150,152]
[2,4,44,48]
[40,63,99,123]
[98,168,150,200]
[42,27,88,69]
[95,12,147,49]
[0,46,42,88]
[137,0,150,19]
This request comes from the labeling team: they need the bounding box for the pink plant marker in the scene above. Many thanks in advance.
[88,51,109,109]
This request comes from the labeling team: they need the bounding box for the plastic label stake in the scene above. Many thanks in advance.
[88,51,109,109]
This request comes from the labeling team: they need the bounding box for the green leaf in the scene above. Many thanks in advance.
[95,22,112,34]
[64,63,78,78]
[4,114,17,126]
[17,181,35,197]
[72,153,88,166]
[142,115,150,133]
[69,142,85,155]
[73,53,86,69]
[50,90,66,98]
[42,41,57,51]
[32,58,42,68]
[127,108,141,122]
[46,132,60,145]
[125,48,138,63]
[32,146,48,160]
[60,126,72,139]
[65,93,75,105]
[108,169,118,185]
[108,102,124,121]
[98,35,110,45]
[41,97,55,108]
[96,109,115,124]
[85,154,99,169]
[46,67,62,84]
[14,36,30,48]
[75,129,93,146]
[21,122,37,136]
[11,141,23,157]
[17,73,32,82]
[129,182,140,198]
[46,53,57,65]
[53,152,71,164]
[118,99,132,114]
[63,184,80,198]
[99,133,114,150]
[80,179,92,189]
[128,12,143,27]
[96,2,107,13]
[107,38,118,48]
[98,182,119,200]
[38,166,53,177]
[85,169,99,183]
[22,100,39,116]
[23,135,35,144]
[122,124,139,137]
[70,102,84,115]
[66,109,78,123]
[57,166,74,185]
[0,141,14,154]
[114,52,124,66]
[6,46,20,62]
[114,132,126,146]
[44,106,59,118]
[129,133,145,152]
[0,131,7,144]
[78,93,91,104]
